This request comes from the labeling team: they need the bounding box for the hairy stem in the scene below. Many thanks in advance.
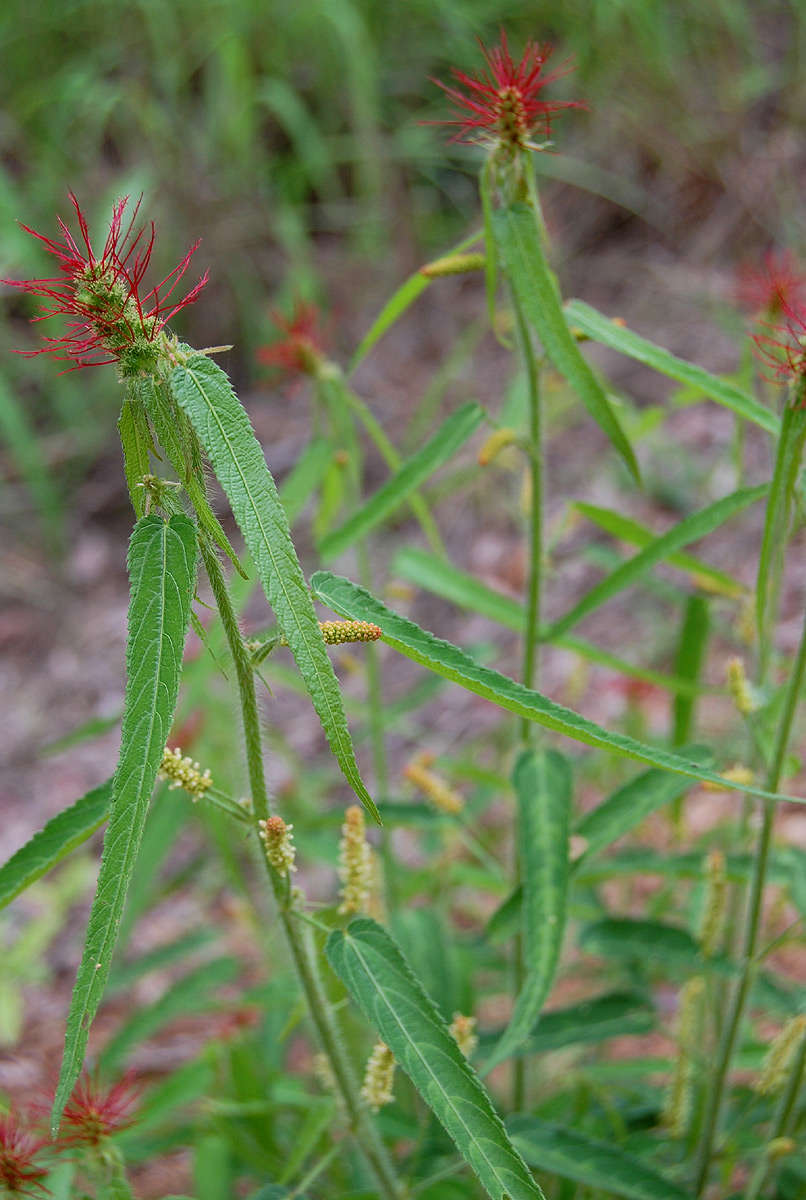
[693,600,806,1194]
[200,537,404,1198]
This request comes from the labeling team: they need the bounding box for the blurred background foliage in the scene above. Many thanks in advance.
[0,0,804,545]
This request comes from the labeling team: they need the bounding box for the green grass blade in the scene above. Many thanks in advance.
[310,570,798,805]
[574,757,709,870]
[564,298,779,435]
[671,595,710,746]
[393,547,709,697]
[349,228,482,371]
[170,356,378,823]
[52,515,197,1132]
[573,501,746,597]
[493,204,639,483]
[319,403,484,561]
[0,780,111,911]
[485,750,571,1072]
[548,485,767,640]
[756,404,806,655]
[509,1117,689,1200]
[278,437,333,525]
[326,918,546,1200]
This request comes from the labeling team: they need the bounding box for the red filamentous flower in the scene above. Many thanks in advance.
[3,193,208,373]
[257,301,325,377]
[0,1114,49,1197]
[753,299,806,391]
[57,1072,140,1149]
[431,31,581,151]
[737,249,806,318]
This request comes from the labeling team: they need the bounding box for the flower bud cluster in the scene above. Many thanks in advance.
[756,1015,806,1096]
[258,815,297,876]
[663,977,705,1138]
[404,753,464,815]
[449,1012,478,1058]
[727,657,758,716]
[698,850,727,958]
[158,745,213,802]
[360,1042,396,1112]
[338,805,373,915]
[319,620,382,646]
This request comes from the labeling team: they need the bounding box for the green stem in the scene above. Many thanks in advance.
[744,1033,806,1200]
[693,600,806,1195]
[199,537,404,1199]
[510,278,543,1114]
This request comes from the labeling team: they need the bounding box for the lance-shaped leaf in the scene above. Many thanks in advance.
[564,298,779,435]
[756,404,806,654]
[326,918,546,1200]
[485,750,571,1072]
[319,403,484,561]
[310,571,800,805]
[52,515,196,1131]
[492,204,639,482]
[118,398,152,518]
[509,1116,689,1200]
[547,485,767,640]
[671,596,710,746]
[170,356,378,823]
[0,780,111,911]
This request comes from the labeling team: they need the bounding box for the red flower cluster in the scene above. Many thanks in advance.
[753,300,806,387]
[257,300,325,377]
[737,249,805,318]
[3,193,207,372]
[432,31,581,150]
[0,1114,48,1197]
[58,1072,140,1148]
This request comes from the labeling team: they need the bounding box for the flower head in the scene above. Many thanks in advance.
[3,193,207,373]
[258,815,297,876]
[431,31,581,152]
[257,301,325,377]
[737,250,806,318]
[0,1113,49,1196]
[58,1072,140,1148]
[753,299,806,391]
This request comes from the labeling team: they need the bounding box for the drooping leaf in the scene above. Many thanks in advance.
[170,356,378,822]
[326,918,546,1200]
[485,750,571,1072]
[573,501,745,598]
[52,515,197,1132]
[671,595,710,746]
[350,229,483,370]
[564,298,779,435]
[492,204,639,482]
[0,780,111,911]
[392,547,709,697]
[509,1116,689,1200]
[310,571,797,804]
[547,485,767,640]
[319,403,484,560]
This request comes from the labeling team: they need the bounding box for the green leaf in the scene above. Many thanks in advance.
[118,397,152,518]
[564,298,779,435]
[350,229,482,370]
[138,377,247,578]
[492,204,639,482]
[573,757,710,870]
[0,780,111,911]
[548,485,767,640]
[756,404,806,653]
[509,1116,689,1200]
[310,571,795,804]
[170,356,378,823]
[278,437,332,525]
[523,991,655,1054]
[573,501,746,598]
[485,751,571,1072]
[326,918,546,1200]
[393,547,707,697]
[319,403,484,561]
[578,918,707,971]
[52,515,197,1132]
[671,595,710,746]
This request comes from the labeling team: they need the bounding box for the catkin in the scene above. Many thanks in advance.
[158,745,213,802]
[338,805,373,915]
[258,815,297,875]
[360,1042,396,1112]
[756,1016,806,1096]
